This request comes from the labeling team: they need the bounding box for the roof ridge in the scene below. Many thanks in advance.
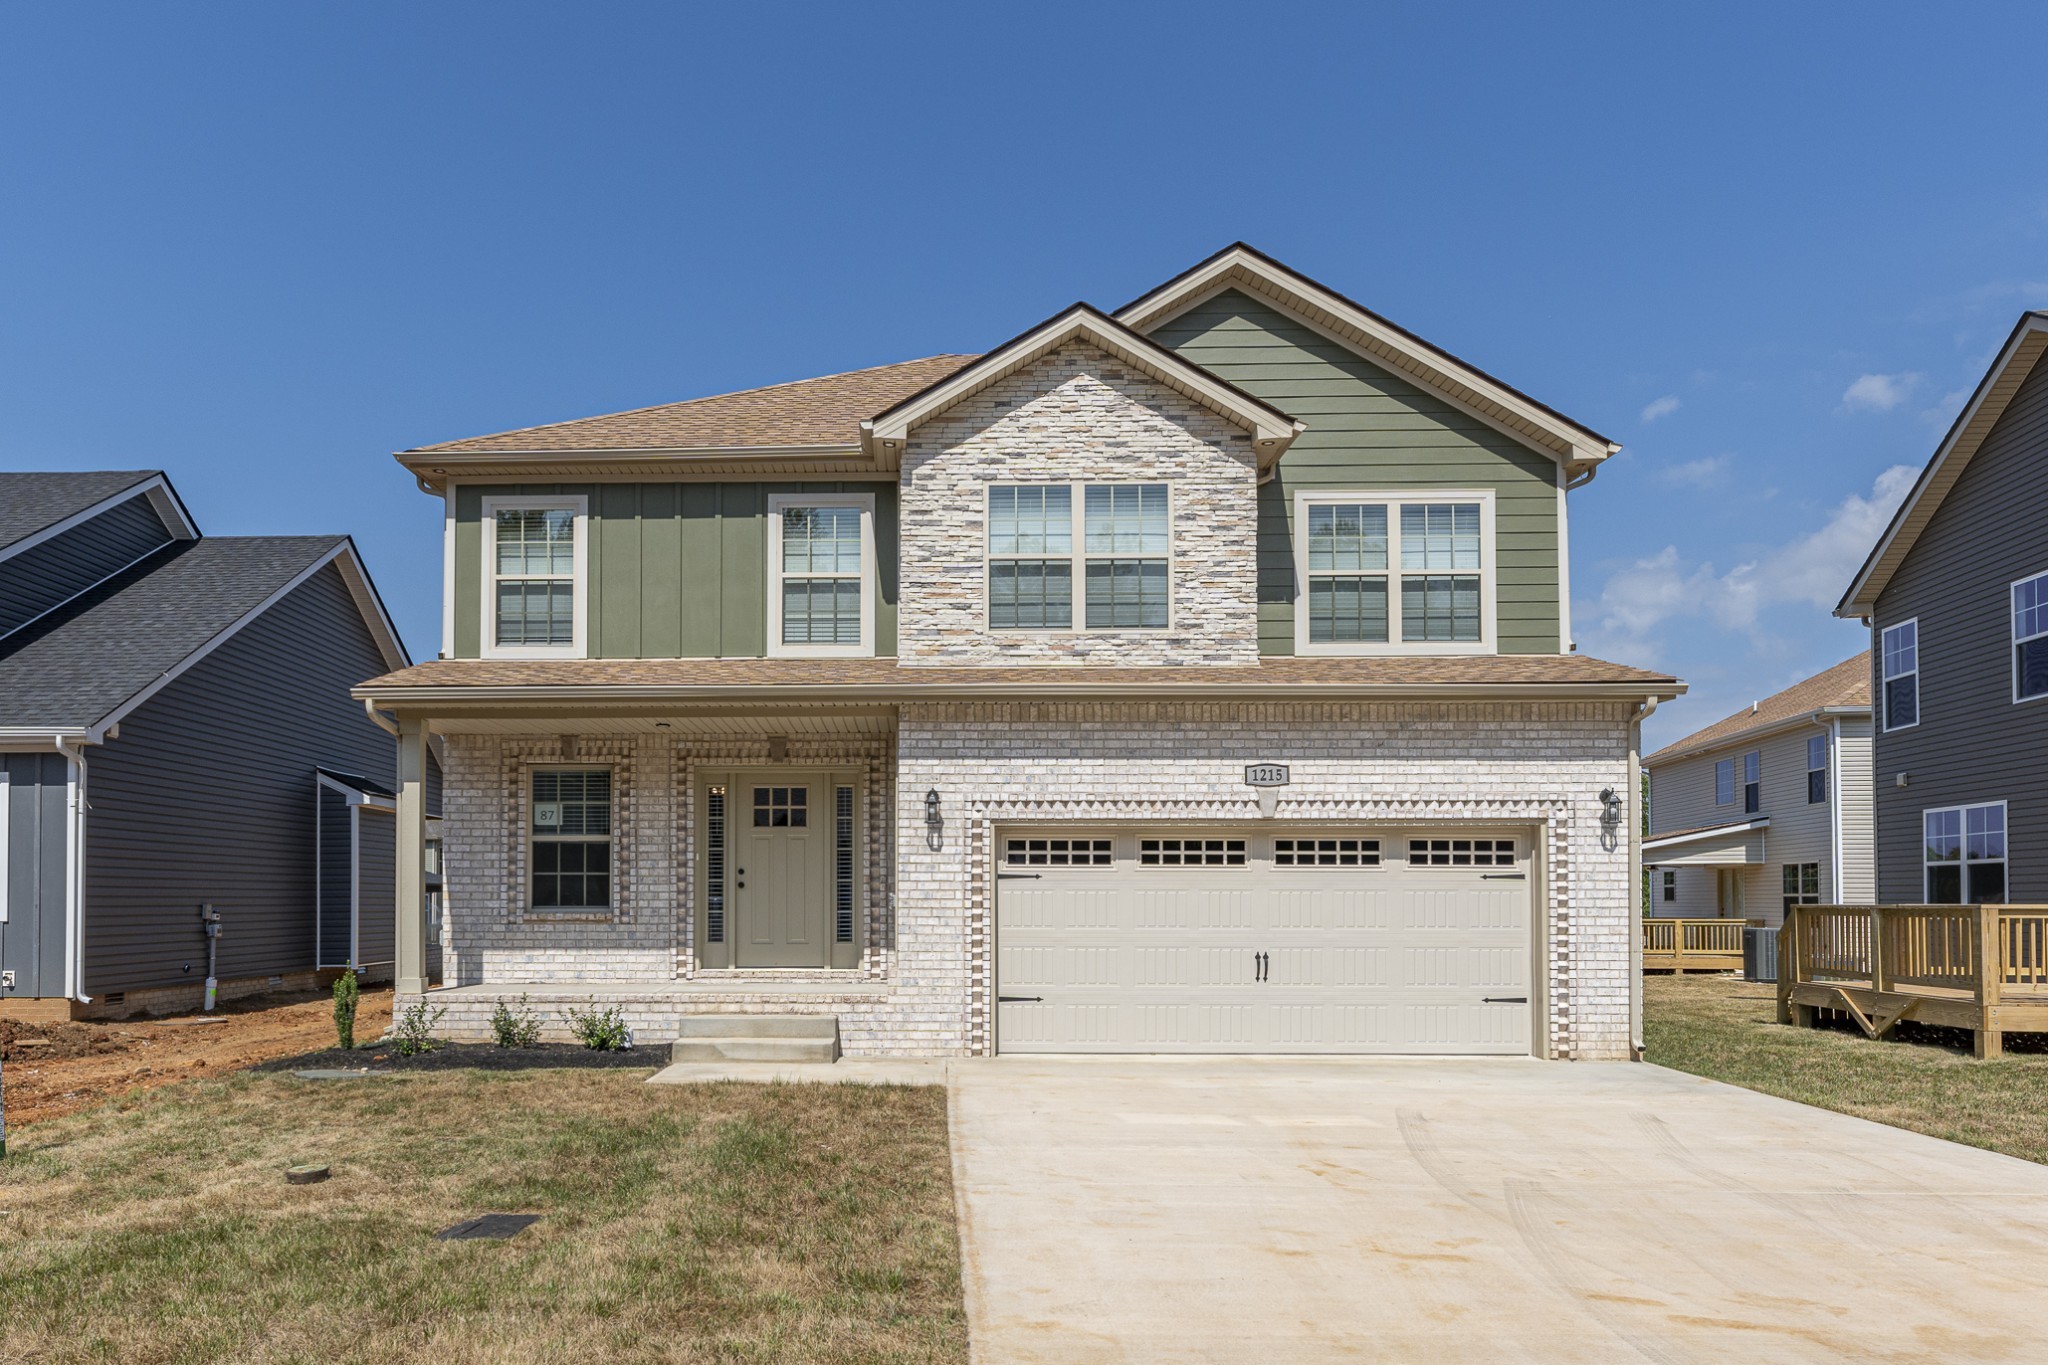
[405,354,981,454]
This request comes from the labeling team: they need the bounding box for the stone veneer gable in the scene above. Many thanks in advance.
[896,340,1260,665]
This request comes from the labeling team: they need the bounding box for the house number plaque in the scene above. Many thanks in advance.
[1244,764,1290,788]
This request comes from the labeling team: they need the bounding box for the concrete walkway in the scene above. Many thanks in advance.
[947,1057,2048,1362]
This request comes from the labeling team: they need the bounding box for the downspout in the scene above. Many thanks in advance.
[55,738,92,1005]
[1826,715,1845,905]
[1628,694,1658,1061]
[363,698,400,736]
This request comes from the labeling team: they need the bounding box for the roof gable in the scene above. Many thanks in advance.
[1837,311,2048,617]
[862,304,1303,470]
[0,471,197,561]
[1115,243,1618,475]
[1644,653,1870,764]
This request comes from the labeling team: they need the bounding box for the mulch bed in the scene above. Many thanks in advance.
[256,1042,671,1073]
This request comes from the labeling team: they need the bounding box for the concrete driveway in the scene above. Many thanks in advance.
[948,1057,2048,1362]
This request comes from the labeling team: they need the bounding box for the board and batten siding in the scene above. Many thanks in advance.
[1146,290,1564,655]
[0,494,174,639]
[451,482,899,659]
[1647,720,1854,928]
[0,752,70,999]
[1872,350,2048,903]
[81,563,409,996]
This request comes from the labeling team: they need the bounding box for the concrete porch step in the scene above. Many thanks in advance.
[675,1014,839,1040]
[670,1015,842,1064]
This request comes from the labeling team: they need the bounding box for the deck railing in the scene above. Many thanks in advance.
[1777,904,2048,1058]
[1641,918,1746,973]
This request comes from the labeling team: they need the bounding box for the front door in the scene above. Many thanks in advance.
[736,776,834,967]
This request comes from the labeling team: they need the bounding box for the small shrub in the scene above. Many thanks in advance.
[566,1002,631,1051]
[490,995,542,1049]
[332,970,360,1051]
[393,1000,447,1057]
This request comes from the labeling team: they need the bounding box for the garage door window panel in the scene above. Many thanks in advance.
[1408,837,1515,867]
[1275,837,1381,867]
[1139,838,1246,867]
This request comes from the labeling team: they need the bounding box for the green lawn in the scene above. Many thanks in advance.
[1646,972,2048,1165]
[0,1069,965,1365]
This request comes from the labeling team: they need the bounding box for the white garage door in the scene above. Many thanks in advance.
[996,828,1534,1055]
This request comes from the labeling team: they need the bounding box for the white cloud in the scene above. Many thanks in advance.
[1840,372,1922,412]
[1639,394,1681,424]
[1578,465,1918,653]
[1661,455,1728,488]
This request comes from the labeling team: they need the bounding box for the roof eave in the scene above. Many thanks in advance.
[397,444,874,492]
[1643,702,1870,767]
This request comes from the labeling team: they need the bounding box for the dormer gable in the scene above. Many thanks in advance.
[0,471,199,643]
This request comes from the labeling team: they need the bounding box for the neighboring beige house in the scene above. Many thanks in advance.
[355,244,1683,1061]
[1643,655,1872,929]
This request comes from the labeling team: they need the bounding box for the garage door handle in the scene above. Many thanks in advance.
[997,872,1041,880]
[1482,873,1526,880]
[998,995,1044,1003]
[1483,996,1528,1004]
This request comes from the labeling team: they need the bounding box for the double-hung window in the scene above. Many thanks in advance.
[1807,734,1828,804]
[1881,620,1918,730]
[531,769,611,912]
[1714,758,1735,807]
[1660,869,1677,903]
[1783,863,1820,915]
[1742,751,1761,815]
[483,496,586,657]
[1295,492,1494,653]
[1924,802,2006,904]
[2015,571,2048,703]
[986,483,1169,631]
[768,494,875,656]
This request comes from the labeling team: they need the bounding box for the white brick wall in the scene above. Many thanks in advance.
[897,340,1261,665]
[422,701,1635,1060]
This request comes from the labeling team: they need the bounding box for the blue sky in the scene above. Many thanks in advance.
[4,2,2043,748]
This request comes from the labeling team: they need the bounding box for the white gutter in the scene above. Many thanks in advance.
[355,679,1687,707]
[1828,716,1845,905]
[1644,705,1868,769]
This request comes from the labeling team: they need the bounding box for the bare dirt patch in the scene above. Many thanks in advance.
[0,987,391,1127]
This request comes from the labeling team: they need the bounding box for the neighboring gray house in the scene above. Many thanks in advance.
[1642,656,1873,929]
[1839,312,2048,904]
[0,470,424,1019]
[354,243,1684,1061]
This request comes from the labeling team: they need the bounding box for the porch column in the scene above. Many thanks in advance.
[395,716,429,998]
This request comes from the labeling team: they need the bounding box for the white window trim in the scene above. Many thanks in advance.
[529,764,616,916]
[0,764,9,923]
[1922,799,2008,903]
[481,495,588,660]
[2013,570,2048,706]
[1714,757,1734,807]
[981,481,1176,635]
[1880,617,1919,733]
[766,492,877,658]
[1292,489,1498,656]
[1807,733,1828,805]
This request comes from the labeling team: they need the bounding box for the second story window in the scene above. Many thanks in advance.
[1743,751,1761,814]
[484,496,585,658]
[986,483,1169,632]
[768,494,875,657]
[2015,571,2048,703]
[1882,619,1918,731]
[1808,734,1828,804]
[1295,492,1494,654]
[1714,758,1734,806]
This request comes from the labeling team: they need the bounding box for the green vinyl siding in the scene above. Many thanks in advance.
[1151,290,1563,655]
[452,482,897,658]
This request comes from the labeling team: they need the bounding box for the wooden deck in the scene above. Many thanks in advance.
[1642,918,1745,973]
[1777,904,2048,1058]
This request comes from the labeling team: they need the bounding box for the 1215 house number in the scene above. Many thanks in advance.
[1244,764,1290,788]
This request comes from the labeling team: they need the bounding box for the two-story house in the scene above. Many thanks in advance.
[354,244,1682,1060]
[1642,656,1874,929]
[1838,311,2048,905]
[0,470,423,1020]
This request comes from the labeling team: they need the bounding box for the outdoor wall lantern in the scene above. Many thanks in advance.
[1598,786,1624,826]
[924,789,943,852]
[925,789,941,824]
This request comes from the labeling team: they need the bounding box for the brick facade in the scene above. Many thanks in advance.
[897,340,1262,666]
[418,700,1635,1060]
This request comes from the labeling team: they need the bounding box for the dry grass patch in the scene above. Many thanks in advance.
[1646,973,2048,1165]
[0,1068,964,1364]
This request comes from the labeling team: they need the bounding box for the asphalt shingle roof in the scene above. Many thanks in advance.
[406,355,980,455]
[1645,654,1870,764]
[0,536,347,728]
[0,471,160,553]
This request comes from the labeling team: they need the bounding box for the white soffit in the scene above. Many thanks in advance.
[862,304,1304,469]
[1115,244,1620,472]
[1837,312,2048,617]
